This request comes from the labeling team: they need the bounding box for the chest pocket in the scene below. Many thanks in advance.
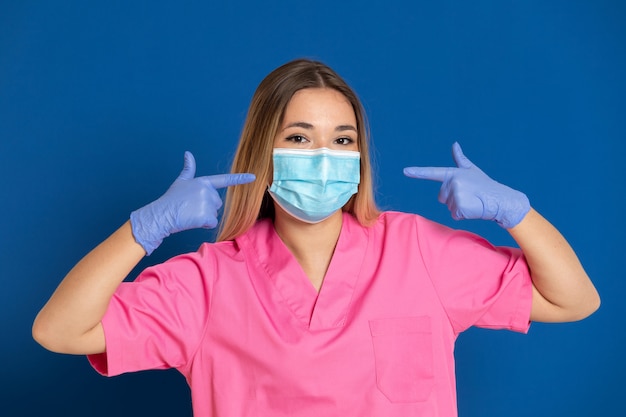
[369,316,435,403]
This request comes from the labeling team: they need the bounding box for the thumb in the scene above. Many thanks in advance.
[177,151,196,180]
[452,142,474,169]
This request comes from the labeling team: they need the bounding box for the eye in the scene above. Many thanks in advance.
[285,135,309,144]
[334,137,355,146]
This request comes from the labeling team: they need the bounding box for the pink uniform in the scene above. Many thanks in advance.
[88,211,532,416]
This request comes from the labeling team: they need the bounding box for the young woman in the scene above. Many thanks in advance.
[33,59,600,416]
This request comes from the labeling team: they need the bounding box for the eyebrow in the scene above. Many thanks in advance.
[335,124,358,133]
[282,122,357,132]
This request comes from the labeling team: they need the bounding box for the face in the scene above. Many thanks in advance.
[273,88,359,151]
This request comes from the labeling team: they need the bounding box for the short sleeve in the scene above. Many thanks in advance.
[87,247,215,376]
[415,218,533,335]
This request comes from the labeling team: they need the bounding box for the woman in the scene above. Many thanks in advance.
[33,59,600,416]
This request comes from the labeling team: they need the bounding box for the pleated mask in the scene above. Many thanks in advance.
[269,147,361,223]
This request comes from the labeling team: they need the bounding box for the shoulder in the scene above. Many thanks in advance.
[371,211,498,255]
[372,211,452,236]
[133,240,243,289]
[197,239,243,261]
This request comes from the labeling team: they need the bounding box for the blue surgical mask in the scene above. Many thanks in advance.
[269,147,361,223]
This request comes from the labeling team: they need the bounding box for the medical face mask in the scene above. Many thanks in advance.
[268,147,361,223]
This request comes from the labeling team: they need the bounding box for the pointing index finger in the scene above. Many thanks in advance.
[203,173,256,189]
[403,166,453,183]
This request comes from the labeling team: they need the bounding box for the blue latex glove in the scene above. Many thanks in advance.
[403,142,530,229]
[130,151,255,255]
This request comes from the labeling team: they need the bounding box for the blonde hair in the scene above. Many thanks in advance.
[217,59,380,241]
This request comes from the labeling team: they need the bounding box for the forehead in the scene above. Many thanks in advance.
[282,88,356,123]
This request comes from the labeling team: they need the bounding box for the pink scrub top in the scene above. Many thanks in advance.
[88,211,532,416]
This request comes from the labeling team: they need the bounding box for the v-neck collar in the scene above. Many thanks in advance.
[236,212,370,331]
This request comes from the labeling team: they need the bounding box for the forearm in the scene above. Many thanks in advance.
[508,208,600,322]
[33,221,146,354]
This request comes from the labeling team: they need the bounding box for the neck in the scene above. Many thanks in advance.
[273,208,344,291]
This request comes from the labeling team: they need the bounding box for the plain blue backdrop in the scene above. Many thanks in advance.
[2,1,624,416]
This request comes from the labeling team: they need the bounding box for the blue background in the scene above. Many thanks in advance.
[2,1,624,415]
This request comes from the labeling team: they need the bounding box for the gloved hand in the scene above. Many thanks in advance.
[130,151,256,255]
[403,142,530,229]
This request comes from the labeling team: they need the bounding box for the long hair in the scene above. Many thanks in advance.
[217,59,379,241]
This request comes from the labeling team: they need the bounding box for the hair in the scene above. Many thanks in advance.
[216,58,380,241]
